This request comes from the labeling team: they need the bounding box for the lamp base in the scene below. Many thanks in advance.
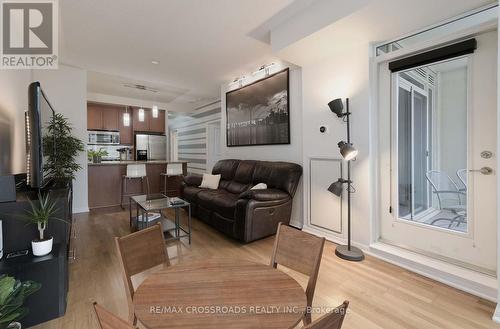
[335,245,364,262]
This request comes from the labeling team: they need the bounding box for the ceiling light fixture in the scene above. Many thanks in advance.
[151,60,160,65]
[138,108,145,122]
[152,105,159,118]
[123,106,130,127]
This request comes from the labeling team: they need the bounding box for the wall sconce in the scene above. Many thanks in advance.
[152,105,159,118]
[252,63,276,77]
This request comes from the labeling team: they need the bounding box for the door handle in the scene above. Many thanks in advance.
[469,167,493,175]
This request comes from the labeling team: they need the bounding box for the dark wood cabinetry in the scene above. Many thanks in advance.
[150,109,166,133]
[132,107,165,134]
[102,108,119,131]
[87,102,121,131]
[119,108,133,145]
[132,107,150,132]
[88,162,187,209]
[87,105,103,130]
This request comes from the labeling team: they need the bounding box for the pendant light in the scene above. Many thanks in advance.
[152,105,159,118]
[138,108,145,122]
[123,106,130,127]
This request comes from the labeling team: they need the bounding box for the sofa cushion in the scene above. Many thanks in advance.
[226,181,251,195]
[233,160,257,183]
[199,173,221,189]
[197,189,238,219]
[212,159,240,180]
[182,186,205,204]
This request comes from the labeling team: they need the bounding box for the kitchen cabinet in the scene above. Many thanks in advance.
[149,109,166,133]
[119,108,133,145]
[87,105,103,130]
[132,107,150,132]
[102,108,119,131]
[87,103,120,131]
[132,107,165,134]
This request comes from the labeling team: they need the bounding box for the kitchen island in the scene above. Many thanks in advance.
[88,161,187,209]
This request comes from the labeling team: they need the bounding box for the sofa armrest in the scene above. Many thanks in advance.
[239,189,290,202]
[183,174,203,187]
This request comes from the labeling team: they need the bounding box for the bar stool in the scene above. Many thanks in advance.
[160,163,184,197]
[120,164,150,209]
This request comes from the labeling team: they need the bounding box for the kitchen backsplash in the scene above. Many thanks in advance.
[87,144,133,161]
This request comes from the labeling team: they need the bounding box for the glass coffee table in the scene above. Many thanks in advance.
[129,193,191,244]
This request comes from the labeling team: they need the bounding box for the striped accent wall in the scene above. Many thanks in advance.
[169,100,221,174]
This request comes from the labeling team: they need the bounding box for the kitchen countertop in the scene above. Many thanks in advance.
[88,160,187,166]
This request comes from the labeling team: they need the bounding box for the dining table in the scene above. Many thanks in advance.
[133,258,307,329]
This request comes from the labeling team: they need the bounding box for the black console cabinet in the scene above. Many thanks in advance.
[0,244,68,327]
[0,187,72,327]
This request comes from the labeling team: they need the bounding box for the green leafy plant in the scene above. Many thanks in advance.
[25,193,59,241]
[43,113,85,183]
[0,275,40,329]
[87,148,109,162]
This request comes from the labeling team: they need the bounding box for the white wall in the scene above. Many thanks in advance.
[301,44,371,246]
[220,66,303,227]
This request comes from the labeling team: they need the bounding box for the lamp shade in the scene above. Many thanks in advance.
[328,179,346,197]
[338,141,358,161]
[328,98,344,117]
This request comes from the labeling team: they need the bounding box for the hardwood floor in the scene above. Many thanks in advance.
[33,207,499,329]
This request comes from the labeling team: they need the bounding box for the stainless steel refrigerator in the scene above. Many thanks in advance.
[135,134,167,160]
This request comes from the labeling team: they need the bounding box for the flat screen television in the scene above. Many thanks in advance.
[26,81,55,189]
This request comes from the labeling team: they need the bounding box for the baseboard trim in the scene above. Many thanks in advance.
[73,207,89,214]
[493,304,500,323]
[302,225,497,302]
[369,242,497,302]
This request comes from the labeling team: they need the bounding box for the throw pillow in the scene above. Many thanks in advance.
[199,173,221,189]
[251,183,267,190]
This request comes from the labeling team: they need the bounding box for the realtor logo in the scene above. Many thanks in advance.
[1,0,58,69]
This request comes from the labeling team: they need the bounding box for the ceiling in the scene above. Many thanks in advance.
[60,0,293,112]
[61,0,493,112]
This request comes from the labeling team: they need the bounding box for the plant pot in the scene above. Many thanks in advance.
[92,155,102,164]
[32,237,53,256]
[6,322,21,329]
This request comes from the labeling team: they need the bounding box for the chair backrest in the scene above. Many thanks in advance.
[115,223,169,323]
[425,170,461,208]
[126,164,147,178]
[93,302,136,329]
[270,223,325,308]
[166,163,183,176]
[456,169,467,189]
[302,301,349,329]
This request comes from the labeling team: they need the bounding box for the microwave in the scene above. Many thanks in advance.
[88,131,120,145]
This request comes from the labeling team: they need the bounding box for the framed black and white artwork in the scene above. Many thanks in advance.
[226,68,290,147]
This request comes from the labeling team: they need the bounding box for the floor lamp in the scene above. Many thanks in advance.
[327,98,365,262]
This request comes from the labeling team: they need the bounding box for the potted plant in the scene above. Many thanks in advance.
[0,275,40,329]
[25,193,60,256]
[43,113,84,187]
[87,148,108,164]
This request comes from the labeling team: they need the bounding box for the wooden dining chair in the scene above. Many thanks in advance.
[115,223,170,325]
[93,302,136,329]
[270,222,326,325]
[302,301,349,329]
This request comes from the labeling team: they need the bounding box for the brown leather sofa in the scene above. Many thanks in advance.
[181,159,302,243]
